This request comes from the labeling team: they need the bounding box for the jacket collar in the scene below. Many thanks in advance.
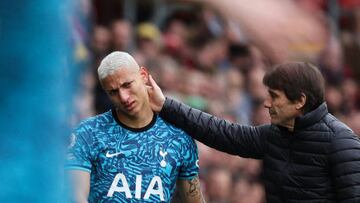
[293,102,328,131]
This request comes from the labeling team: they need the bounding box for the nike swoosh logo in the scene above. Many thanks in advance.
[106,151,122,158]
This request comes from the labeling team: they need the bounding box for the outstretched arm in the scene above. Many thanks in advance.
[177,176,206,203]
[147,74,266,158]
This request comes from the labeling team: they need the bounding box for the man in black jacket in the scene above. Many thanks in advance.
[147,62,360,202]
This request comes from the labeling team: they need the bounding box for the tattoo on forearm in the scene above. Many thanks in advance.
[187,177,200,197]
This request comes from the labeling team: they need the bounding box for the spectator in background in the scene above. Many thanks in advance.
[111,19,133,52]
[205,167,232,203]
[91,26,113,114]
[228,43,253,75]
[319,36,345,86]
[340,7,360,82]
[223,68,252,124]
[134,22,163,66]
[325,85,345,117]
[231,176,264,203]
[92,25,112,60]
[341,78,360,112]
[162,16,197,68]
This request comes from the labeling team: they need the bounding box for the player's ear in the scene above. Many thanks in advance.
[139,66,149,83]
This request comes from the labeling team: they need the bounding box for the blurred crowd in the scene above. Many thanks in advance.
[74,0,360,202]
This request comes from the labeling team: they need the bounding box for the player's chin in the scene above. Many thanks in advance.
[126,106,141,116]
[116,106,136,116]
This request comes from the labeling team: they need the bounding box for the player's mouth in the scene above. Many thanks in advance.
[125,101,136,111]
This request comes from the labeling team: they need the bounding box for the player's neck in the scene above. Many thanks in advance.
[116,107,154,129]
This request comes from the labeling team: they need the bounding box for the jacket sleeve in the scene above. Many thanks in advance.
[159,98,267,159]
[329,130,360,202]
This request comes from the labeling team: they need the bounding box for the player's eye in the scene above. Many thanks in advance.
[108,90,118,96]
[123,81,132,88]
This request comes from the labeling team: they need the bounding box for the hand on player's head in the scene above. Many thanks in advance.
[146,75,166,112]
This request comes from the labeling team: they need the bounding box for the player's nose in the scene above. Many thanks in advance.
[118,89,130,103]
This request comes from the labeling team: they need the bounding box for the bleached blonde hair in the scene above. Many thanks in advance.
[97,51,140,80]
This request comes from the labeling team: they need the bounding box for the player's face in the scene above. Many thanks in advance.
[263,89,302,129]
[101,67,149,118]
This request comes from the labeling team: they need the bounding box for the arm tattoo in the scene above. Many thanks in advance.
[186,177,200,197]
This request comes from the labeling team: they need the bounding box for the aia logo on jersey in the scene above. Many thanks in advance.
[107,173,165,201]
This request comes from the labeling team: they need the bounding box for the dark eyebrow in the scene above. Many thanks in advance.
[107,88,118,93]
[268,89,278,97]
[121,80,133,87]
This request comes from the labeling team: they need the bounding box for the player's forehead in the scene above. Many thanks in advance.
[111,66,138,76]
[101,68,138,87]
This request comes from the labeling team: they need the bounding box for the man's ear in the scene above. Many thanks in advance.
[295,93,306,110]
[139,66,149,83]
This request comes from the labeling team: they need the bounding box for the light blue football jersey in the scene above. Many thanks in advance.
[66,109,199,203]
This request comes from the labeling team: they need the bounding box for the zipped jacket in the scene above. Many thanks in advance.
[159,98,360,203]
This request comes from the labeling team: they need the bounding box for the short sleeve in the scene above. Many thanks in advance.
[65,124,93,173]
[178,133,199,179]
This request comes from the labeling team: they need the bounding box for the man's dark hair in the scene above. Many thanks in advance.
[263,62,325,113]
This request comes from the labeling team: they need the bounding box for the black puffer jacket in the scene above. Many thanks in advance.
[160,98,360,203]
